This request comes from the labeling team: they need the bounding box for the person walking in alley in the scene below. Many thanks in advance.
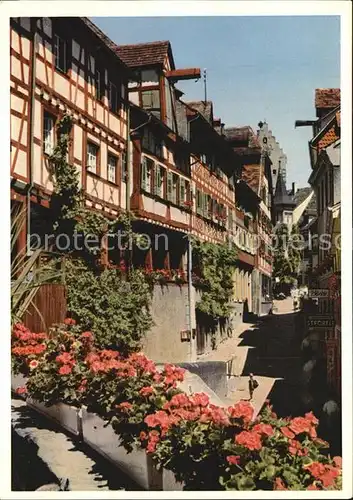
[248,373,259,401]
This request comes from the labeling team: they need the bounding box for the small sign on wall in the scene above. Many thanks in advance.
[180,330,191,341]
[308,289,329,299]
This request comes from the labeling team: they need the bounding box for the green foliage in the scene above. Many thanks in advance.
[63,258,153,354]
[192,238,237,320]
[273,223,302,285]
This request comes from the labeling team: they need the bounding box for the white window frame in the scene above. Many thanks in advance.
[141,156,153,193]
[43,112,55,155]
[107,154,118,183]
[54,34,66,73]
[87,143,99,174]
[154,164,165,198]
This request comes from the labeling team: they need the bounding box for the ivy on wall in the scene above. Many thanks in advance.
[192,238,238,321]
[63,258,153,354]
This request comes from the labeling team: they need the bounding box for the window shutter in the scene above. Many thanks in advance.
[141,157,147,190]
[167,171,173,201]
[154,165,161,196]
[179,178,185,204]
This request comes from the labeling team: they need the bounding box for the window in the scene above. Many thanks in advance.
[107,154,117,183]
[87,143,99,174]
[43,112,55,155]
[142,128,162,158]
[172,173,178,204]
[167,172,178,204]
[141,156,153,193]
[109,82,119,114]
[273,169,277,174]
[141,90,160,111]
[154,165,165,198]
[179,177,186,204]
[95,68,105,101]
[54,34,67,73]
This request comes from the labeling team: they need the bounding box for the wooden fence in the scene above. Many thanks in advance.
[22,283,67,333]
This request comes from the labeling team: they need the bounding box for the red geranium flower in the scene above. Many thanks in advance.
[118,402,133,412]
[333,456,342,469]
[228,401,254,422]
[226,455,240,466]
[235,430,262,451]
[252,423,274,437]
[280,426,295,439]
[64,318,76,326]
[289,416,311,435]
[140,386,154,397]
[81,331,93,341]
[59,364,72,375]
[305,411,319,426]
[29,359,39,370]
[16,386,27,395]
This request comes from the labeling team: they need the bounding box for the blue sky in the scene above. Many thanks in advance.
[92,16,340,189]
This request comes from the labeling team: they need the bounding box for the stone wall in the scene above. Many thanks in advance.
[142,283,191,363]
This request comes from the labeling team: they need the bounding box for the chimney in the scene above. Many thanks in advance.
[292,182,296,195]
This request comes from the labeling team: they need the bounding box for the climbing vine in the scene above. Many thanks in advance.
[192,238,237,321]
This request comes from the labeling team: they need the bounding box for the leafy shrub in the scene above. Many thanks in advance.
[64,258,153,354]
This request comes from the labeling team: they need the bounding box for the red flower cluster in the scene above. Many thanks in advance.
[252,423,274,437]
[64,318,76,326]
[117,402,133,412]
[146,430,160,453]
[145,410,181,436]
[228,401,254,423]
[162,364,185,386]
[226,455,240,466]
[16,386,27,395]
[80,331,94,341]
[140,386,154,397]
[288,439,308,457]
[305,462,341,488]
[12,344,46,356]
[281,426,295,439]
[235,430,262,451]
[56,351,77,376]
[85,351,137,377]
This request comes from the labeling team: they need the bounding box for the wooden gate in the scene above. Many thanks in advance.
[22,284,67,332]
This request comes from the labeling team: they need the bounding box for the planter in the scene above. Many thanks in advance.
[81,408,161,490]
[26,398,82,438]
[11,373,27,393]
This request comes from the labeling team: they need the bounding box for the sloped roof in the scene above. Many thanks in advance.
[186,101,213,124]
[80,18,132,72]
[224,126,261,156]
[315,89,340,112]
[115,40,173,68]
[294,187,317,212]
[242,164,261,195]
[274,171,296,207]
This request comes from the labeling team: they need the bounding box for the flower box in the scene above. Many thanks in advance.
[81,408,182,490]
[26,398,82,438]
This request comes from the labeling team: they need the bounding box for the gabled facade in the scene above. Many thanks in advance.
[11,17,132,255]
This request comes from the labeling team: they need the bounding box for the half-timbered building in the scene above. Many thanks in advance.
[11,16,132,255]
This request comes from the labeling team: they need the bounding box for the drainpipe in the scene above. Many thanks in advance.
[27,18,38,255]
[187,236,197,362]
[125,99,131,212]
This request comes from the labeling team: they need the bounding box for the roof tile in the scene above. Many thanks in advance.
[115,41,171,68]
[315,88,340,110]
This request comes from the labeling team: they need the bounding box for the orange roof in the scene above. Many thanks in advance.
[317,126,339,152]
[315,89,340,116]
[242,164,261,195]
